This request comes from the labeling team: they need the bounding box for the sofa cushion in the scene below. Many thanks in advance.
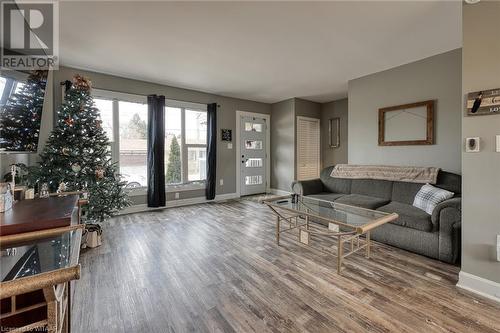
[377,201,433,232]
[436,171,461,195]
[350,179,393,200]
[320,166,351,194]
[413,184,454,215]
[335,194,390,210]
[391,181,423,204]
[308,192,345,202]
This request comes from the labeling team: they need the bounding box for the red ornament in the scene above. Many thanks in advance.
[65,117,74,126]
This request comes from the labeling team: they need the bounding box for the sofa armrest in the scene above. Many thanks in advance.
[292,179,323,196]
[432,197,461,225]
[435,197,461,264]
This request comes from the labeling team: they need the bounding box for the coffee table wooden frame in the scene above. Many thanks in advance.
[263,195,398,274]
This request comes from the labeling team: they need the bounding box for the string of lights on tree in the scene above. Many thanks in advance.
[30,75,129,222]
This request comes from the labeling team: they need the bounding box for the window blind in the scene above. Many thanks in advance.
[296,117,320,181]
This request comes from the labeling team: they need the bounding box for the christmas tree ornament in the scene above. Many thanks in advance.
[65,117,74,126]
[95,167,105,180]
[71,163,81,173]
[62,147,70,156]
[57,181,67,193]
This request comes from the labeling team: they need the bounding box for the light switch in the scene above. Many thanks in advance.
[227,143,233,149]
[496,135,500,152]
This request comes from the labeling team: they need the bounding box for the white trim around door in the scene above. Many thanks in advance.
[236,111,271,197]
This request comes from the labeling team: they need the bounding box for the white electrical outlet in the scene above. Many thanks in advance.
[497,235,500,262]
[220,179,224,186]
[175,192,180,199]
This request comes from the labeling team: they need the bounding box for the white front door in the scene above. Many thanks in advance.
[240,115,267,196]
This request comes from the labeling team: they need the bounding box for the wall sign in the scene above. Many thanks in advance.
[221,129,232,141]
[467,88,500,116]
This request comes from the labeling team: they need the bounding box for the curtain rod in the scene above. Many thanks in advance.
[60,80,219,107]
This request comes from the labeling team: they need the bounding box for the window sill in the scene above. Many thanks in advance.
[166,183,206,192]
[124,183,206,197]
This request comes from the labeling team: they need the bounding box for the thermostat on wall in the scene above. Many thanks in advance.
[465,137,480,152]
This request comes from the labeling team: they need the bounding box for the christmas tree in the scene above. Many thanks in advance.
[0,70,47,152]
[165,136,181,184]
[31,75,129,222]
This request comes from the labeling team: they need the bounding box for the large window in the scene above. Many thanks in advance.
[93,91,148,188]
[118,101,148,187]
[164,103,207,185]
[93,90,207,192]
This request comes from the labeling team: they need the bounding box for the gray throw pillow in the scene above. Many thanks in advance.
[413,183,454,215]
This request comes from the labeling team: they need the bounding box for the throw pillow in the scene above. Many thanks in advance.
[413,184,454,215]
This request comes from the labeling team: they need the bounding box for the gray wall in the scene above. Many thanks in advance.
[348,49,462,173]
[321,98,348,168]
[270,99,295,191]
[295,98,321,118]
[270,98,322,191]
[461,2,500,284]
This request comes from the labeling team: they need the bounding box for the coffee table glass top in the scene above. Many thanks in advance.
[264,195,389,228]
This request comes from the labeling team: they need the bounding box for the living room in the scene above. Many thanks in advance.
[0,1,499,332]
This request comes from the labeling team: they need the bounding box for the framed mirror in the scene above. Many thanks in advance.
[328,117,340,148]
[378,100,434,146]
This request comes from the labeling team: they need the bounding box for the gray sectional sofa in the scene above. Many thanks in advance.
[292,166,462,264]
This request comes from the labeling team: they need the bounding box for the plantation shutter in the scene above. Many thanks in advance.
[296,117,320,181]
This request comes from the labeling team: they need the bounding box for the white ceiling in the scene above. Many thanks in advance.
[59,1,462,103]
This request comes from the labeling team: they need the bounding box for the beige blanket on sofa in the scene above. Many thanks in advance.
[330,164,440,184]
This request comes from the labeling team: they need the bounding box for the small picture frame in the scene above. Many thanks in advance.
[465,137,480,152]
[221,129,232,141]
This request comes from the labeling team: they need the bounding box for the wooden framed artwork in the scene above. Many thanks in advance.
[378,100,434,146]
[221,129,232,141]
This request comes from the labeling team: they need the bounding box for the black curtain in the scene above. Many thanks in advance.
[147,95,166,207]
[206,103,217,200]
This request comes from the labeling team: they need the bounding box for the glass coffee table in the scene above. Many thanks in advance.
[263,195,398,273]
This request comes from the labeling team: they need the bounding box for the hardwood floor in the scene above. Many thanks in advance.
[72,199,500,333]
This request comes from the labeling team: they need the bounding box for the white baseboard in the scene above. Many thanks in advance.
[269,188,292,196]
[457,271,500,303]
[119,192,239,215]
